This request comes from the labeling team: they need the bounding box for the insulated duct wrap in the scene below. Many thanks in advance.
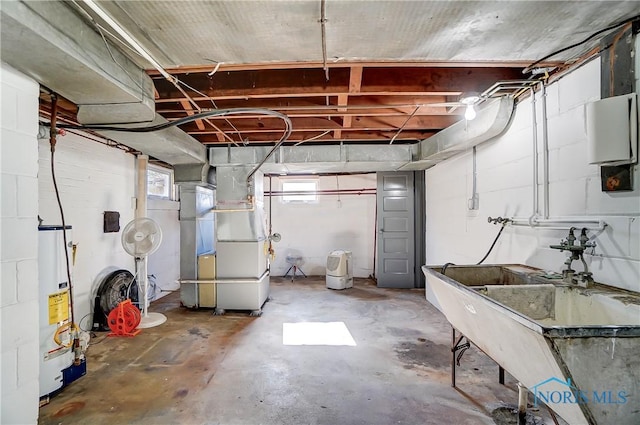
[1,0,206,166]
[209,99,514,173]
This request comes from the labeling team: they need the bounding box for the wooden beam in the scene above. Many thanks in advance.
[337,93,349,112]
[158,95,458,116]
[337,66,364,132]
[179,99,205,130]
[147,60,532,76]
[197,129,436,144]
[349,66,363,93]
[182,113,455,134]
[155,92,455,104]
[162,107,461,119]
[153,67,523,102]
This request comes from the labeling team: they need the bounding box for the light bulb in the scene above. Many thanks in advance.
[464,104,477,120]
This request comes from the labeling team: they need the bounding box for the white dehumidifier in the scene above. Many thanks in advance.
[326,250,353,290]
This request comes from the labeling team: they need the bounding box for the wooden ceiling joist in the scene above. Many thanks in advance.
[179,99,205,130]
[150,62,525,146]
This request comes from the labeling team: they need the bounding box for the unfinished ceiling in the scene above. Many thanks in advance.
[17,1,640,147]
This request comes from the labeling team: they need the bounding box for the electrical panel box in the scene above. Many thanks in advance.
[103,211,120,233]
[587,93,637,165]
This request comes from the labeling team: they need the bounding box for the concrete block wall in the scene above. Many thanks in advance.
[426,58,640,293]
[265,174,376,277]
[1,63,40,425]
[38,132,136,328]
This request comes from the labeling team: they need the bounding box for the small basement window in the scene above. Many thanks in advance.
[281,180,317,203]
[147,165,174,200]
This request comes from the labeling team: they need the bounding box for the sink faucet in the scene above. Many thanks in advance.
[549,228,596,287]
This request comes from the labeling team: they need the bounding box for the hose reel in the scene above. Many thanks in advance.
[91,269,138,331]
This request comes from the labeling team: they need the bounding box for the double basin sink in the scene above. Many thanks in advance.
[422,264,640,425]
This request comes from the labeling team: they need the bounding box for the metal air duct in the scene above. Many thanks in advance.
[208,99,515,173]
[1,0,206,166]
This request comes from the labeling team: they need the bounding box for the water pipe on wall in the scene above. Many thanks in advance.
[510,81,607,231]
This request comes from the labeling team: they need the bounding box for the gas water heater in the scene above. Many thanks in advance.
[38,226,84,398]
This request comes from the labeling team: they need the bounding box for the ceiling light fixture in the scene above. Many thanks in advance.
[460,93,481,121]
[464,105,477,120]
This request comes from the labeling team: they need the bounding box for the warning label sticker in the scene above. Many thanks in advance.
[48,291,69,324]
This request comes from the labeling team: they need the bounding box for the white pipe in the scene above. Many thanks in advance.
[178,270,269,284]
[526,217,604,223]
[141,257,149,317]
[82,0,173,82]
[518,80,601,230]
[529,87,539,220]
[210,203,256,213]
[540,82,550,219]
[518,382,528,425]
[511,217,607,231]
[136,154,148,219]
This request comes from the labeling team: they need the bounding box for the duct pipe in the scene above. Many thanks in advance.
[416,97,516,164]
[79,0,236,145]
[1,1,206,165]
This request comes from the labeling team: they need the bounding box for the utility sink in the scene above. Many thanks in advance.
[431,264,555,286]
[422,264,640,425]
[424,264,557,313]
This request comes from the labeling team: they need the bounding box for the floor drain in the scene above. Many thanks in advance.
[490,405,545,425]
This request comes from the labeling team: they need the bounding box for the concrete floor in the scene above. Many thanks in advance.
[39,277,558,425]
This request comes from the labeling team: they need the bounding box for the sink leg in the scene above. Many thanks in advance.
[499,366,505,385]
[518,382,528,425]
[450,327,470,388]
[451,327,456,388]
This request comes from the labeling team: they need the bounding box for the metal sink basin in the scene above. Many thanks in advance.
[422,264,640,425]
[432,264,553,286]
[424,264,557,313]
[477,283,640,327]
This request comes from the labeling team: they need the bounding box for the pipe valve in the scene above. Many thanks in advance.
[487,216,512,225]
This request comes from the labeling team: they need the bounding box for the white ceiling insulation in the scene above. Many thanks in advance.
[11,0,637,150]
[89,1,640,68]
